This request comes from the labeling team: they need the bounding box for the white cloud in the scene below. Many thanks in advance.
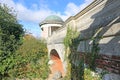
[0,0,54,23]
[16,3,53,23]
[65,3,79,16]
[0,0,93,23]
[64,0,93,18]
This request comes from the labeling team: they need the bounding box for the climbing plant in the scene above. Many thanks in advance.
[63,26,102,80]
[64,26,80,57]
[63,26,83,80]
[88,28,102,70]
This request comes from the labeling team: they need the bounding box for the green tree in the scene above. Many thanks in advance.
[0,4,24,79]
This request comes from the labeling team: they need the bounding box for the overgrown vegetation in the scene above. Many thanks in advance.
[0,5,49,80]
[84,68,101,80]
[63,26,102,80]
[88,29,101,71]
[63,26,81,80]
[0,4,24,79]
[9,35,50,79]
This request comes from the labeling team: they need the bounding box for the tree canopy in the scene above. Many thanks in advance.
[0,4,24,79]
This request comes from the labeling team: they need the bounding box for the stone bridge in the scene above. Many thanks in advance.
[40,0,120,79]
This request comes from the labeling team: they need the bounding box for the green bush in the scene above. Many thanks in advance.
[84,68,101,80]
[9,36,50,79]
[0,4,24,79]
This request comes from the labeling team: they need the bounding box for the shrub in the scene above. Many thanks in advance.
[9,35,50,79]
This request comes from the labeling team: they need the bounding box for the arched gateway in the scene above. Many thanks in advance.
[49,49,64,76]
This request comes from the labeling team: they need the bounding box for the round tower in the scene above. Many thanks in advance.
[39,15,64,39]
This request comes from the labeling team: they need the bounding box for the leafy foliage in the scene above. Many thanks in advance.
[84,68,101,80]
[0,4,24,79]
[9,36,50,79]
[63,26,80,80]
[63,26,101,80]
[0,4,49,80]
[64,26,79,50]
[0,4,17,23]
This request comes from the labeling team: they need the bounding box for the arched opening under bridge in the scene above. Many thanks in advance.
[49,49,64,76]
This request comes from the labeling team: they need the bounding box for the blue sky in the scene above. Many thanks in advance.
[0,0,93,38]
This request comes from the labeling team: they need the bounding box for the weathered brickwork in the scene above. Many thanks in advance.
[78,53,120,74]
[96,54,120,74]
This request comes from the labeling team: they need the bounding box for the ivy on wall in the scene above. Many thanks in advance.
[63,26,102,80]
[63,26,84,80]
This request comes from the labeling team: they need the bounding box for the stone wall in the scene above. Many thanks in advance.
[48,0,120,79]
[74,0,120,79]
[75,0,120,56]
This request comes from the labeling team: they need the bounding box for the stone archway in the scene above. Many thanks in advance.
[49,49,64,76]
